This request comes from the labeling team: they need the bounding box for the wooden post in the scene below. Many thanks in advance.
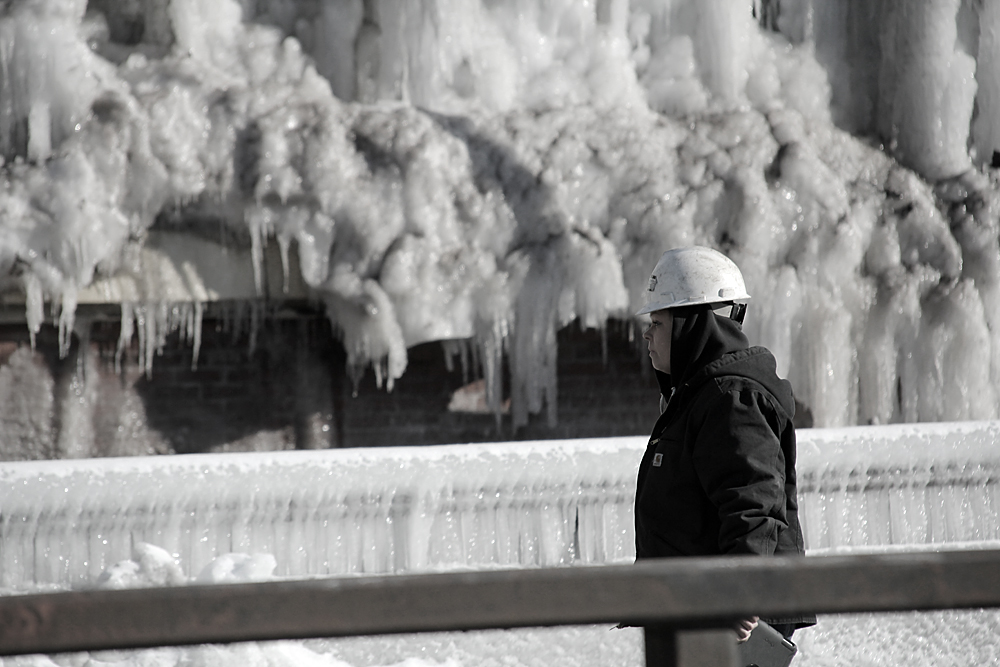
[677,630,738,667]
[644,627,737,667]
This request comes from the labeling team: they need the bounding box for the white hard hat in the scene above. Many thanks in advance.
[635,246,751,316]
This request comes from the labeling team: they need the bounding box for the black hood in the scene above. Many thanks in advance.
[654,305,795,419]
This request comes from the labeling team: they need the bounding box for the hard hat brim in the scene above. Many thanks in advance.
[635,296,750,317]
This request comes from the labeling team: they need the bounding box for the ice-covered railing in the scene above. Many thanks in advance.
[797,420,1000,552]
[0,437,640,590]
[3,420,999,591]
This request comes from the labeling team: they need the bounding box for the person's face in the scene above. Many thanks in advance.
[642,309,672,373]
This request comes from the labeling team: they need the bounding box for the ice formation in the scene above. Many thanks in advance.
[3,421,1000,667]
[0,0,999,428]
[4,420,999,590]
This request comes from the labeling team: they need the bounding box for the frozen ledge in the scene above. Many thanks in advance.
[0,231,310,315]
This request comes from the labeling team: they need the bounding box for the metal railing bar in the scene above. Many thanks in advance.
[2,549,1000,656]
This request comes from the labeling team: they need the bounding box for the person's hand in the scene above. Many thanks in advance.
[734,616,758,643]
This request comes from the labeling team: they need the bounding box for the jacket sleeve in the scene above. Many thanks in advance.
[689,383,788,555]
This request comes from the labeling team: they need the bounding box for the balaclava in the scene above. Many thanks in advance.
[655,305,750,395]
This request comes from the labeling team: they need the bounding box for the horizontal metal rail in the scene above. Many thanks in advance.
[2,550,1000,660]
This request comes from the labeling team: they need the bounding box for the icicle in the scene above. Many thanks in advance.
[878,0,976,180]
[459,340,470,382]
[191,301,203,370]
[57,286,78,359]
[72,315,89,381]
[22,272,44,350]
[137,304,157,379]
[440,338,471,383]
[0,20,15,159]
[508,248,560,429]
[695,0,754,105]
[181,303,192,344]
[27,99,51,163]
[245,208,271,296]
[136,304,148,378]
[276,233,291,294]
[473,273,511,427]
[442,340,457,373]
[972,0,1000,168]
[480,317,508,426]
[116,302,135,375]
[153,302,169,359]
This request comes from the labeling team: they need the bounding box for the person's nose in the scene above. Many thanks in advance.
[642,325,652,341]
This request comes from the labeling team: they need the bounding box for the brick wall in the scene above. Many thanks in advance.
[0,304,661,460]
[341,319,661,447]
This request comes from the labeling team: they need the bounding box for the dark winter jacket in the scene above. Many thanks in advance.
[634,305,815,630]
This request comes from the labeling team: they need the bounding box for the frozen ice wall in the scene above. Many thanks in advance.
[1,0,999,428]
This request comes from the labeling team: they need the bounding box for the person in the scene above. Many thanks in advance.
[633,246,816,661]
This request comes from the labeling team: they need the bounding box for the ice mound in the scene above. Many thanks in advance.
[0,0,997,427]
[95,542,277,589]
[97,542,186,589]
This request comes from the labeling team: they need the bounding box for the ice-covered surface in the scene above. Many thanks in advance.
[0,437,641,588]
[4,421,999,590]
[4,421,1000,665]
[1,0,999,428]
[796,420,1000,550]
